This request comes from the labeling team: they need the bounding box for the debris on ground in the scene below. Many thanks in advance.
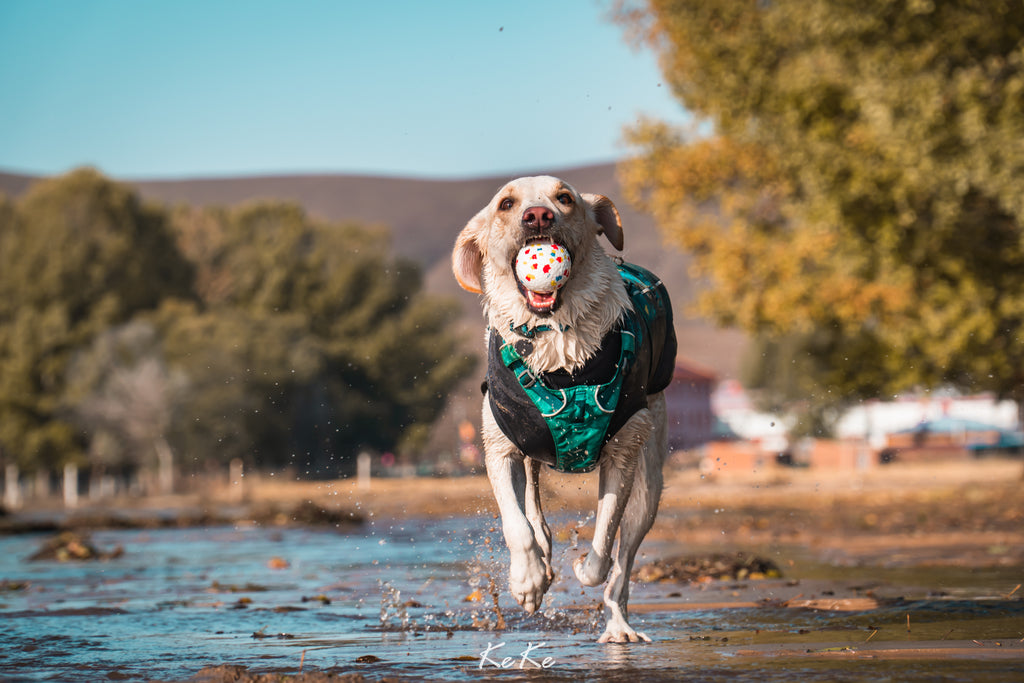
[633,552,782,583]
[302,594,332,605]
[267,556,290,569]
[28,531,124,562]
[1,500,363,535]
[249,500,364,528]
[208,581,269,594]
[191,665,385,682]
[251,626,295,640]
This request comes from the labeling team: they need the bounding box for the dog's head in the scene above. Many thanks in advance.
[453,176,623,316]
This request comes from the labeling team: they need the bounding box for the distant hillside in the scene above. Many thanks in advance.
[0,165,746,378]
[0,172,35,198]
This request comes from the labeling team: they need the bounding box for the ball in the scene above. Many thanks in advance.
[515,241,572,292]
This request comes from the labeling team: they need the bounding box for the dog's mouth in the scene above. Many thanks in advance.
[517,284,559,314]
[513,238,572,316]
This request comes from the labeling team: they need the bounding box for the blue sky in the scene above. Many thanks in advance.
[0,0,689,180]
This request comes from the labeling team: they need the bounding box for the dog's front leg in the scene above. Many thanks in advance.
[482,406,551,613]
[599,394,667,643]
[573,408,654,588]
[524,457,554,585]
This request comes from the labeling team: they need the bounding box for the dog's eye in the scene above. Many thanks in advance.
[556,193,574,206]
[499,197,514,211]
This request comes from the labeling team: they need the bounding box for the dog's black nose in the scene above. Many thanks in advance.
[522,206,555,230]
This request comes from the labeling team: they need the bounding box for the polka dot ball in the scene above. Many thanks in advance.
[515,241,572,292]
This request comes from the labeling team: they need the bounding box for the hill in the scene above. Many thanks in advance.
[0,165,746,378]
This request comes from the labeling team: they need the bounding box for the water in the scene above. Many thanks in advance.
[2,515,1022,682]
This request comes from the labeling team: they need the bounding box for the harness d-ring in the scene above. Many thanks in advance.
[593,385,616,414]
[540,388,569,418]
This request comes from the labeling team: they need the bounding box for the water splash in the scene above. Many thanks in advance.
[378,579,412,631]
[464,560,506,631]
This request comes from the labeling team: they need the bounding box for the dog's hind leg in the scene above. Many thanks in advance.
[598,394,668,643]
[482,405,551,613]
[524,457,555,585]
[573,408,654,589]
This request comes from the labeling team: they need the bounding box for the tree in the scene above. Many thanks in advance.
[0,170,474,479]
[0,169,194,471]
[65,320,187,492]
[740,329,892,437]
[617,0,1024,415]
[152,299,320,473]
[168,202,475,474]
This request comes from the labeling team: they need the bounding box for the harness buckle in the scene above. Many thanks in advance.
[515,367,537,389]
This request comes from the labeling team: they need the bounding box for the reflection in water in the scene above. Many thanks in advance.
[601,641,642,668]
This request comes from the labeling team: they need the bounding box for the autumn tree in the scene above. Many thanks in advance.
[617,0,1024,424]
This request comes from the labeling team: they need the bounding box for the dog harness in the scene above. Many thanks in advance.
[485,262,677,473]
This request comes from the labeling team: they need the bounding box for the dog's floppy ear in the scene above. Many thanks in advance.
[453,210,487,294]
[583,193,624,251]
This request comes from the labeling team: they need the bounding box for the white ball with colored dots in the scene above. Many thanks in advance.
[515,241,572,292]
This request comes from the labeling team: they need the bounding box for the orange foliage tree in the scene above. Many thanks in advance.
[616,0,1024,428]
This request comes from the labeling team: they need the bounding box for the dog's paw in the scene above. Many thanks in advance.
[573,552,610,587]
[509,548,550,613]
[598,624,652,644]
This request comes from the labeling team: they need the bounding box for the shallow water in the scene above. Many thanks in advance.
[1,515,1022,682]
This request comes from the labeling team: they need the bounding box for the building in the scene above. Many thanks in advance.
[664,360,717,451]
[836,392,1021,452]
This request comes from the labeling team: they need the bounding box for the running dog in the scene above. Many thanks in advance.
[453,176,676,643]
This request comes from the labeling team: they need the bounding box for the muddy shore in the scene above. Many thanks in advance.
[8,459,1022,569]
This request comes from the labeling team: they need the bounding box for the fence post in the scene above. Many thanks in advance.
[357,452,371,491]
[3,463,20,511]
[229,458,244,503]
[63,462,79,508]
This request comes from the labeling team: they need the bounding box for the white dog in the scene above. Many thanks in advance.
[453,176,676,642]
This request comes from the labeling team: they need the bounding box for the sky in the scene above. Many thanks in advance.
[0,0,690,181]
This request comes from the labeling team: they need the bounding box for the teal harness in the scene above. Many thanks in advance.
[486,262,676,473]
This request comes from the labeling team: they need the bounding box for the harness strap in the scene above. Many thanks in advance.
[492,261,673,474]
[499,319,641,473]
[510,321,568,338]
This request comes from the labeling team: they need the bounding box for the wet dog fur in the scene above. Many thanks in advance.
[453,176,669,643]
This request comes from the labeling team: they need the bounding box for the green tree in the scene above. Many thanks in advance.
[0,169,194,471]
[152,299,320,473]
[0,170,474,479]
[168,202,475,474]
[618,0,1024,412]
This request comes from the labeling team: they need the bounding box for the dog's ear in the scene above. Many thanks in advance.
[583,193,624,251]
[453,210,486,293]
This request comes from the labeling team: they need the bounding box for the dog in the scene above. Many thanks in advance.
[453,176,676,643]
